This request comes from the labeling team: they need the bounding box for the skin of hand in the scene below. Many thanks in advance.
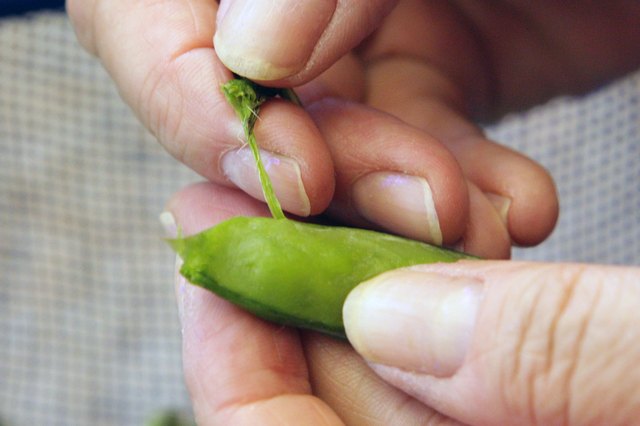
[69,1,640,423]
[342,262,640,426]
[164,182,640,425]
[65,0,640,258]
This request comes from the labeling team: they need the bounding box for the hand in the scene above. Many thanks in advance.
[76,1,640,258]
[165,182,468,425]
[165,183,640,425]
[343,260,640,425]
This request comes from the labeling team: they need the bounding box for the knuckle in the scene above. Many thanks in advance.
[137,56,187,159]
[136,51,221,173]
[497,265,598,424]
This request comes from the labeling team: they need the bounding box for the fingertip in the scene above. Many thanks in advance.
[343,268,483,378]
[451,139,559,247]
[165,182,270,235]
[253,100,335,215]
[455,183,511,259]
[214,0,337,81]
[430,164,469,245]
[506,165,559,246]
[308,99,469,245]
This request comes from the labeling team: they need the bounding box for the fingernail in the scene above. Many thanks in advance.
[160,211,178,238]
[160,211,189,327]
[221,147,311,216]
[485,192,511,226]
[352,172,443,245]
[343,270,482,377]
[214,0,336,80]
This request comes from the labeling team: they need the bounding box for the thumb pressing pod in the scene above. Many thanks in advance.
[170,216,474,338]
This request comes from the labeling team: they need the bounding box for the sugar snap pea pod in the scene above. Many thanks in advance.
[170,216,474,338]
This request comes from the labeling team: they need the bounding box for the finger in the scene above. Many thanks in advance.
[366,57,559,247]
[293,52,366,117]
[454,182,511,259]
[302,332,464,425]
[344,261,640,425]
[66,0,98,53]
[164,182,344,426]
[306,53,366,104]
[359,0,493,113]
[214,0,398,83]
[361,0,559,246]
[308,99,469,246]
[448,136,559,246]
[68,0,334,216]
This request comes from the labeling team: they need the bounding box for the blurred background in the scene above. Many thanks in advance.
[1,3,639,426]
[1,2,197,425]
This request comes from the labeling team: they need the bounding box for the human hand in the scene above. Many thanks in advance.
[343,260,640,425]
[211,0,640,261]
[77,1,640,258]
[165,182,640,425]
[164,182,472,425]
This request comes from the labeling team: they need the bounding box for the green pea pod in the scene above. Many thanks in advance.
[170,217,474,338]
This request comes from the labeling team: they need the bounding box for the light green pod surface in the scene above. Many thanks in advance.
[171,216,474,338]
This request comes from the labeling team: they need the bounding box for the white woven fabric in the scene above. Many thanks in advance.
[0,13,198,426]
[488,77,640,264]
[1,11,638,426]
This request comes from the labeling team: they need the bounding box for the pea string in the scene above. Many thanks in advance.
[221,77,301,220]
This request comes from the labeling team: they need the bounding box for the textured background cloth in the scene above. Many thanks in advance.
[1,11,639,426]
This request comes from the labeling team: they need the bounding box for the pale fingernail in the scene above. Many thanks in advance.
[160,211,178,238]
[344,270,482,377]
[214,0,336,80]
[485,192,511,226]
[352,172,443,245]
[221,147,311,216]
[160,211,189,328]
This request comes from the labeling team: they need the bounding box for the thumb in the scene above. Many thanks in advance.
[214,0,397,82]
[343,261,640,426]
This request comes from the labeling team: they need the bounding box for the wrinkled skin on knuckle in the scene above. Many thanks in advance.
[563,268,640,425]
[135,52,216,169]
[486,265,640,425]
[136,57,182,151]
[485,266,589,424]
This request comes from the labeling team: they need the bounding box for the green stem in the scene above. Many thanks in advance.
[221,77,301,219]
[245,121,285,219]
